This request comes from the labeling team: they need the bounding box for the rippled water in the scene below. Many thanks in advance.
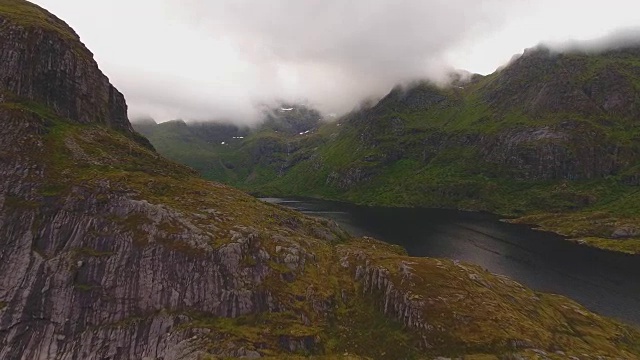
[262,197,640,326]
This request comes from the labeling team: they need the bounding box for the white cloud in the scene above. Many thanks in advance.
[447,0,640,74]
[31,0,640,124]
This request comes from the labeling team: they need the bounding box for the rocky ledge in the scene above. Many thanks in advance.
[1,1,639,359]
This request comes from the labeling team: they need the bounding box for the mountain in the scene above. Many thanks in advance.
[152,45,640,254]
[132,104,325,182]
[2,1,640,358]
[261,104,323,135]
[131,119,249,178]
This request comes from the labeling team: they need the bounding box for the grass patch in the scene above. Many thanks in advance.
[4,195,39,209]
[72,247,114,258]
[581,237,640,254]
[74,283,98,292]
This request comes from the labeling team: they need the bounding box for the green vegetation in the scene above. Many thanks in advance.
[4,195,39,209]
[0,301,7,310]
[5,80,640,357]
[512,211,640,254]
[336,238,640,358]
[138,47,640,254]
[74,283,98,292]
[4,1,640,356]
[133,120,223,172]
[72,247,114,258]
[324,292,418,359]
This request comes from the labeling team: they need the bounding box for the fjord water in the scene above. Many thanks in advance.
[263,197,640,326]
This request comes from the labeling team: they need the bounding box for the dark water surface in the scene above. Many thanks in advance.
[262,197,640,326]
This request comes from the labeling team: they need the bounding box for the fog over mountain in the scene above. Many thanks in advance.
[31,0,640,124]
[545,28,640,54]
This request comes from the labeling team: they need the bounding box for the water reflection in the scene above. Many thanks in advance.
[264,197,640,326]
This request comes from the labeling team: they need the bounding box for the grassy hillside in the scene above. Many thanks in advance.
[4,0,640,357]
[9,93,640,358]
[141,47,640,254]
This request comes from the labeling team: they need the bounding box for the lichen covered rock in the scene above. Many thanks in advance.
[1,1,640,359]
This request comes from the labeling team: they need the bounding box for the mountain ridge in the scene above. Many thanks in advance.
[2,1,640,358]
[140,43,640,254]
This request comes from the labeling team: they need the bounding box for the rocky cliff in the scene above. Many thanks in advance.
[2,1,640,359]
[0,3,130,131]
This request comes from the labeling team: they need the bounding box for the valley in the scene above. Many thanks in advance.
[1,0,640,359]
[135,48,640,255]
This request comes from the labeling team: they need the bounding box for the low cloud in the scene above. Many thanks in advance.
[545,28,640,54]
[82,0,516,124]
[31,0,640,125]
[496,27,640,72]
[150,0,515,122]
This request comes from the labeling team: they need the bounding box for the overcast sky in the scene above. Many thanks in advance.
[32,0,640,123]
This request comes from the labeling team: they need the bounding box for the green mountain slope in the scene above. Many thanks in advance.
[132,104,327,183]
[2,1,640,358]
[148,46,640,254]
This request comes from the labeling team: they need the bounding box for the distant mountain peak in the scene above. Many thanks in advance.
[131,117,158,125]
[261,103,323,135]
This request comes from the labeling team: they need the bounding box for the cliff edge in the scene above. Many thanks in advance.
[1,1,639,359]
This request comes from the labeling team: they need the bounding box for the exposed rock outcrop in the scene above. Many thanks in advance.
[2,1,640,359]
[0,3,337,358]
[0,1,133,134]
[338,239,640,357]
[0,103,344,358]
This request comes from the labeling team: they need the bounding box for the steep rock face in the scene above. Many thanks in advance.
[481,46,640,119]
[0,0,133,134]
[337,239,640,357]
[0,3,340,358]
[483,48,603,117]
[2,2,640,358]
[315,118,626,192]
[343,66,639,182]
[326,167,377,191]
[0,105,348,359]
[480,124,627,180]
